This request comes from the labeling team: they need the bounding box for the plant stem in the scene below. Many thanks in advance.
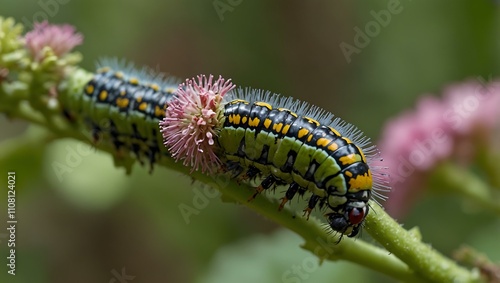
[430,162,500,217]
[365,203,481,283]
[157,161,427,282]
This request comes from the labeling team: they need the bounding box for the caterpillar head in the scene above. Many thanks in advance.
[326,205,368,237]
[326,190,371,237]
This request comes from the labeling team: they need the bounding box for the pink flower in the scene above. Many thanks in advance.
[379,79,500,218]
[24,21,83,61]
[442,81,500,138]
[160,75,235,173]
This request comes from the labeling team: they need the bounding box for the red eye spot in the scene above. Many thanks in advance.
[348,207,365,225]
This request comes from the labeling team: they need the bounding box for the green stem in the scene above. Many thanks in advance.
[476,145,500,190]
[186,169,424,282]
[430,162,500,217]
[365,204,481,283]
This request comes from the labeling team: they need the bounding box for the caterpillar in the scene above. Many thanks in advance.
[59,59,178,172]
[60,60,389,238]
[216,89,388,237]
[162,78,389,238]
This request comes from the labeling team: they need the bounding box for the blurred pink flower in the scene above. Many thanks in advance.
[379,79,500,218]
[442,81,500,138]
[160,75,235,173]
[24,21,83,61]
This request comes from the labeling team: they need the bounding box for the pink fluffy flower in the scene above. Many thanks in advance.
[442,81,500,138]
[160,75,235,173]
[379,79,500,218]
[24,21,83,61]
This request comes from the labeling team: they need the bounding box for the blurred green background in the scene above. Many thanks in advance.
[0,0,499,282]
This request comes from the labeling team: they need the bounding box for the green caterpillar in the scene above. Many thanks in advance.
[60,60,178,171]
[218,89,388,237]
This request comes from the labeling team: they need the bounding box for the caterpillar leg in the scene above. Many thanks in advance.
[130,142,144,165]
[279,182,300,211]
[146,147,158,174]
[248,174,276,201]
[222,161,244,178]
[303,194,320,220]
[91,125,102,144]
[239,166,260,183]
[130,124,146,165]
